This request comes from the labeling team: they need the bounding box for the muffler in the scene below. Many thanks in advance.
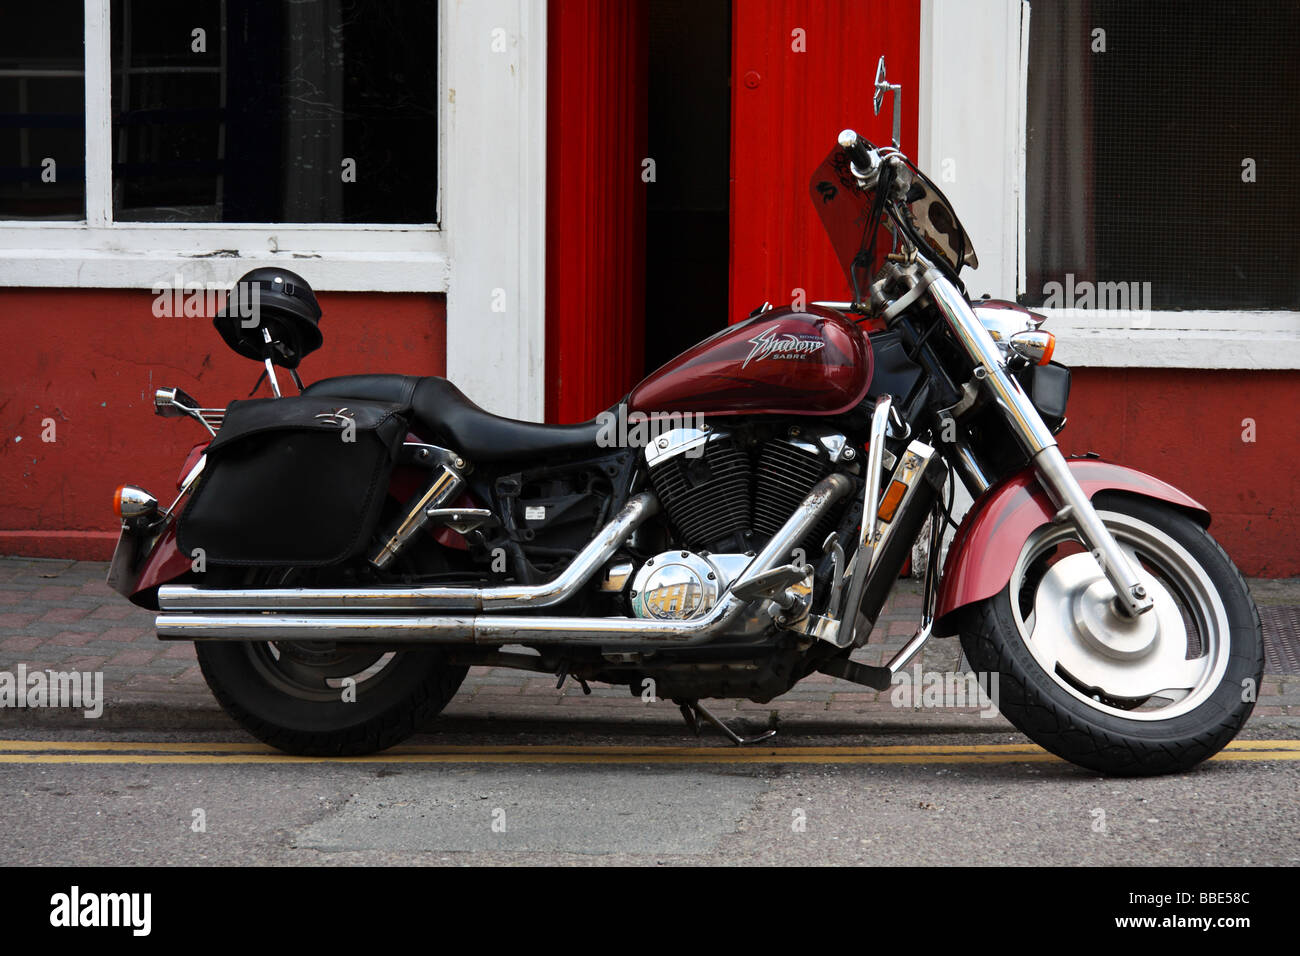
[155,475,853,645]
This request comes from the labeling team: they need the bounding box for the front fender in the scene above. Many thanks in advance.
[933,459,1209,635]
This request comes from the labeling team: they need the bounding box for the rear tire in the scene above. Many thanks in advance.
[197,640,466,756]
[959,493,1263,776]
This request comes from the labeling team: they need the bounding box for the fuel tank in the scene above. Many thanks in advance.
[628,305,873,416]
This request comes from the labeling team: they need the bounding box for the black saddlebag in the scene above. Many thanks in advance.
[177,396,409,567]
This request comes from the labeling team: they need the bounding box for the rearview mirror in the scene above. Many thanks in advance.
[873,55,902,148]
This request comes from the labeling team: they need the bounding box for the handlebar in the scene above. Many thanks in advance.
[837,128,879,181]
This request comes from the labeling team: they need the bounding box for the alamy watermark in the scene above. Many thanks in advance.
[890,664,1000,719]
[1041,273,1153,313]
[0,664,103,718]
[596,407,707,456]
[49,886,150,936]
[151,273,260,327]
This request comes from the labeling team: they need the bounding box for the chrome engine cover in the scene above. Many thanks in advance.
[630,551,753,621]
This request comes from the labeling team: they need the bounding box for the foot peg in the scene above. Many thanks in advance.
[731,563,812,607]
[676,699,777,746]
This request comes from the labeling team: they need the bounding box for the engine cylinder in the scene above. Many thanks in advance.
[647,438,751,549]
[648,430,837,555]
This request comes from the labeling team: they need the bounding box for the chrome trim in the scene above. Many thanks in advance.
[369,458,465,570]
[155,476,854,645]
[630,551,722,621]
[868,440,940,574]
[822,437,943,649]
[973,305,1039,360]
[399,442,465,469]
[116,485,158,519]
[162,454,206,518]
[879,264,937,323]
[884,623,933,674]
[261,328,283,398]
[424,508,497,534]
[1033,447,1154,617]
[160,492,662,612]
[826,396,892,647]
[1008,329,1053,365]
[815,431,852,463]
[884,494,945,671]
[927,272,1056,456]
[154,386,219,437]
[644,426,718,468]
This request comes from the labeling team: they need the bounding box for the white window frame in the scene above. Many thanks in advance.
[920,0,1300,369]
[0,0,548,419]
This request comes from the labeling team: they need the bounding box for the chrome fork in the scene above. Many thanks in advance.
[924,271,1154,618]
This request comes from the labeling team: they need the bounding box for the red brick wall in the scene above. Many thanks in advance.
[1059,368,1299,577]
[0,288,446,559]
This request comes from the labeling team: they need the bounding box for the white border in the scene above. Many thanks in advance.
[442,0,548,419]
[920,0,1300,369]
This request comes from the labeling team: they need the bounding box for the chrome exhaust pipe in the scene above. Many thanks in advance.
[155,475,853,645]
[159,492,660,612]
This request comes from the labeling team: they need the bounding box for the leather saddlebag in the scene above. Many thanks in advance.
[177,396,409,567]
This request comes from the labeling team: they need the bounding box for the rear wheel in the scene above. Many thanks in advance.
[194,565,467,756]
[197,640,465,756]
[959,493,1263,775]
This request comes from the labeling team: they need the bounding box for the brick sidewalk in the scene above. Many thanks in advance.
[1,555,1296,732]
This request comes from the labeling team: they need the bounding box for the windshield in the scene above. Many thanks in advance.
[809,146,978,297]
[808,148,894,301]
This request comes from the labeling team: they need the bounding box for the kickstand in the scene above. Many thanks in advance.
[675,698,777,747]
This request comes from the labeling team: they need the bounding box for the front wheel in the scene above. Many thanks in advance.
[959,492,1263,775]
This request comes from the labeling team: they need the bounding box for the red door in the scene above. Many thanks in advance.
[730,0,921,320]
[545,0,649,424]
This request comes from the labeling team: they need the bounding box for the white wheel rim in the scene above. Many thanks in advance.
[1009,510,1232,721]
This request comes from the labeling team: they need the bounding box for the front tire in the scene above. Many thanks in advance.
[959,493,1263,775]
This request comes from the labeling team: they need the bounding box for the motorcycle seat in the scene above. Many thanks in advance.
[301,374,609,463]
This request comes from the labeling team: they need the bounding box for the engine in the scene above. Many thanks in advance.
[644,425,853,568]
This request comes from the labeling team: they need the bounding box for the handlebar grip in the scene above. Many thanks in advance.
[837,129,875,172]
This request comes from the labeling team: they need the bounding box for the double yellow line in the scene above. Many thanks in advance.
[1,739,1298,765]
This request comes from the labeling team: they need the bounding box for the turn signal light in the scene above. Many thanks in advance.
[1009,329,1055,366]
[113,484,158,520]
[877,479,909,523]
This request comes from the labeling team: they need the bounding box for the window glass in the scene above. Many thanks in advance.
[1025,0,1300,311]
[0,3,86,220]
[111,0,438,224]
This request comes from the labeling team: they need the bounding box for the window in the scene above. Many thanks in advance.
[1024,0,1300,311]
[110,0,438,224]
[921,0,1300,369]
[0,0,548,418]
[0,0,450,294]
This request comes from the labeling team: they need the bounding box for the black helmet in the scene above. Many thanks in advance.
[213,267,323,369]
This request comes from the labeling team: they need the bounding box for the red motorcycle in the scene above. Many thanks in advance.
[107,122,1262,775]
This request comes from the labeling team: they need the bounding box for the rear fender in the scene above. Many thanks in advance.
[933,459,1209,635]
[127,523,194,608]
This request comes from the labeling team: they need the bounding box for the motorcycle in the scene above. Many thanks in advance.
[106,82,1262,775]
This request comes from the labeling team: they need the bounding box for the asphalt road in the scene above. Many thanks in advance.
[3,723,1297,866]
